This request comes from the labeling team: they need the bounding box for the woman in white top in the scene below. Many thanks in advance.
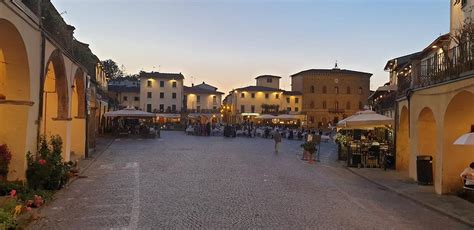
[461,162,474,187]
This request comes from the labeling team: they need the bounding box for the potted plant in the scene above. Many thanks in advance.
[300,142,317,164]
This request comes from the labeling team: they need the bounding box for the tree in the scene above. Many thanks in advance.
[101,59,123,79]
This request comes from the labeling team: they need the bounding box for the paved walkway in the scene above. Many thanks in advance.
[29,132,470,229]
[348,167,474,227]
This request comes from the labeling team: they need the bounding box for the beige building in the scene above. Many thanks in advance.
[394,0,474,195]
[0,0,107,180]
[108,78,140,109]
[184,82,224,124]
[139,71,184,113]
[291,67,372,128]
[224,75,303,123]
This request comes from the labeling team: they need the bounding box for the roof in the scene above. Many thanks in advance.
[419,33,450,57]
[255,75,282,79]
[139,71,184,80]
[194,82,218,90]
[234,86,285,92]
[283,91,303,96]
[368,84,397,100]
[384,52,420,71]
[108,85,140,93]
[184,86,224,95]
[291,69,372,78]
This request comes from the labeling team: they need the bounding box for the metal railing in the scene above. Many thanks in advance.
[397,42,474,98]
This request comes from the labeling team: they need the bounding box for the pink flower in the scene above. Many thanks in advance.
[9,189,16,198]
[38,159,46,165]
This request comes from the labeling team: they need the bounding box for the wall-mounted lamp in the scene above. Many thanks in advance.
[453,125,474,145]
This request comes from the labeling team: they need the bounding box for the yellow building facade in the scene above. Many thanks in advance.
[395,0,474,194]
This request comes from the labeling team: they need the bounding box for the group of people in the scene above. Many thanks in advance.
[186,122,215,136]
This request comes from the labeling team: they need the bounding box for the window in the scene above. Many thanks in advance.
[213,95,217,103]
[160,92,164,99]
[213,106,217,110]
[251,93,255,98]
[197,95,201,103]
[310,116,314,123]
[241,105,245,113]
[295,107,299,112]
[172,104,176,111]
[346,102,351,110]
[147,92,152,98]
[160,81,164,87]
[359,101,364,110]
[265,93,269,99]
[347,86,351,94]
[359,87,363,95]
[159,104,164,112]
[147,80,152,87]
[323,101,327,109]
[197,106,201,111]
[241,93,245,98]
[287,107,291,112]
[295,98,299,104]
[172,81,177,88]
[134,96,139,101]
[310,85,315,93]
[267,78,273,83]
[275,94,279,99]
[323,86,327,94]
[251,105,255,113]
[335,87,339,94]
[172,93,177,99]
[286,97,290,103]
[310,101,315,109]
[335,101,339,110]
[123,96,128,101]
[146,104,152,112]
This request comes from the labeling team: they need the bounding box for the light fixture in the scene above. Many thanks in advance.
[432,45,438,49]
[453,125,474,145]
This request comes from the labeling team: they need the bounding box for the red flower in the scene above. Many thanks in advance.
[9,189,16,198]
[38,159,46,165]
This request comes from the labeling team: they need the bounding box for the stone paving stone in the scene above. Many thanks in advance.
[30,132,470,229]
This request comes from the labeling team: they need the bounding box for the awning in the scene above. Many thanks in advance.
[337,110,394,129]
[156,113,181,119]
[255,114,277,119]
[104,107,155,118]
[276,114,304,120]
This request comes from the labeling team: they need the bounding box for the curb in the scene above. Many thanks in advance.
[346,167,474,228]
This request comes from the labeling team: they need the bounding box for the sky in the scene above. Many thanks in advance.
[52,0,449,93]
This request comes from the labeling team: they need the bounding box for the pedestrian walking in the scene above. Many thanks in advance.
[273,129,282,153]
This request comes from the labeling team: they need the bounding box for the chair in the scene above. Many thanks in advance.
[462,177,474,192]
[368,145,380,168]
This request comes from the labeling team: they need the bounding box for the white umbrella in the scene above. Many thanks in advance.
[454,132,474,145]
[104,107,155,118]
[277,114,298,120]
[337,110,394,129]
[256,114,276,119]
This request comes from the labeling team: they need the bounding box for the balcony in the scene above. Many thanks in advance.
[398,42,474,98]
[328,108,345,114]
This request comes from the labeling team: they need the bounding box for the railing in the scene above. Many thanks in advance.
[373,92,396,111]
[397,42,474,98]
[328,108,345,114]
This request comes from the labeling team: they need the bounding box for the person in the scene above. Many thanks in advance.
[461,162,474,188]
[273,129,282,153]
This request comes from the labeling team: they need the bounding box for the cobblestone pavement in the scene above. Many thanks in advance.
[30,132,469,229]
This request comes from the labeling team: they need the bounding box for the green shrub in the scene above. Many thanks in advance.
[0,144,12,181]
[0,209,16,230]
[26,135,72,190]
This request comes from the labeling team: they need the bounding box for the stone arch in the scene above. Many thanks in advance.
[42,49,71,161]
[417,107,437,184]
[442,90,474,193]
[43,49,69,119]
[397,106,410,173]
[70,68,86,158]
[0,19,31,180]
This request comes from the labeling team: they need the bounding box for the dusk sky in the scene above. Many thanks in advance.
[52,0,449,93]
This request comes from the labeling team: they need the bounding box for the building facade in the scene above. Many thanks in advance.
[139,71,184,113]
[394,0,474,195]
[108,77,140,109]
[184,82,224,124]
[224,75,303,123]
[291,67,372,128]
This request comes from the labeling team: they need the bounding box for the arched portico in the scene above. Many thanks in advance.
[442,90,474,193]
[41,49,71,161]
[0,19,31,180]
[417,107,437,186]
[397,106,410,174]
[71,68,86,159]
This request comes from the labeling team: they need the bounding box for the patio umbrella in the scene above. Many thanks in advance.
[337,109,394,129]
[104,107,155,118]
[256,114,276,119]
[454,126,474,145]
[276,114,301,120]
